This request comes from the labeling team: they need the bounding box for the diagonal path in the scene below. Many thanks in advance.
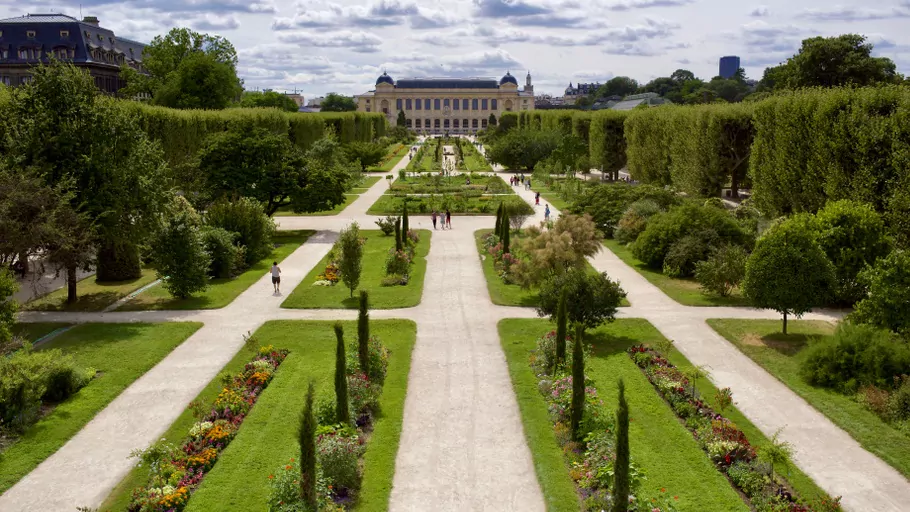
[5,144,907,512]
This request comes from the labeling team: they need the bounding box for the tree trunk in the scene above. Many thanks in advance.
[731,168,739,199]
[67,264,77,304]
[782,311,788,335]
[19,251,29,274]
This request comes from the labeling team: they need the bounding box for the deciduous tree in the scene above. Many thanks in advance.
[538,268,626,330]
[345,142,387,172]
[239,90,299,112]
[153,210,210,299]
[852,250,910,336]
[320,93,357,112]
[339,223,363,297]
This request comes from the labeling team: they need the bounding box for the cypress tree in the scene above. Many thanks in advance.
[394,217,402,252]
[502,210,511,254]
[334,322,350,424]
[555,288,567,372]
[494,202,503,238]
[358,290,370,377]
[299,381,317,509]
[612,378,630,512]
[570,323,585,441]
[402,202,409,235]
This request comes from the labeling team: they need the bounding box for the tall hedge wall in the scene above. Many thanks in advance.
[624,107,674,186]
[589,110,629,180]
[750,86,910,244]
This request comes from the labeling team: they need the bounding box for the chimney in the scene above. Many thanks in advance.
[82,16,100,26]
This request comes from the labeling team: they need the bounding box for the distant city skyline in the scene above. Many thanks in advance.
[0,1,908,98]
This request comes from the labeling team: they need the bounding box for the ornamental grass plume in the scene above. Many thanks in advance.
[570,323,584,441]
[358,290,370,377]
[299,381,317,509]
[613,378,630,512]
[555,288,568,372]
[335,322,351,424]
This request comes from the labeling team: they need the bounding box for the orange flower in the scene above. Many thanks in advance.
[660,488,666,493]
[285,464,292,470]
[290,458,295,462]
[268,474,274,479]
[674,496,679,500]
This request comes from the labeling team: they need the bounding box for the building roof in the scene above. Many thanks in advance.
[394,78,500,89]
[0,13,80,23]
[376,71,394,86]
[499,72,518,86]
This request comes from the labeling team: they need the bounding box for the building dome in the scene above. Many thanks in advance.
[376,72,394,86]
[499,72,518,86]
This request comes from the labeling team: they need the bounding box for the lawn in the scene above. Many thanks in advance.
[282,229,430,309]
[500,318,750,511]
[707,318,910,479]
[118,230,314,311]
[0,322,202,495]
[11,322,71,343]
[104,320,415,512]
[367,174,527,216]
[461,142,493,172]
[532,183,570,212]
[23,269,159,312]
[475,230,630,308]
[603,239,749,307]
[368,144,409,172]
[274,176,381,217]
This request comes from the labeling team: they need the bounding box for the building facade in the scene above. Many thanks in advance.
[356,71,535,134]
[563,81,603,105]
[719,56,740,79]
[0,13,146,93]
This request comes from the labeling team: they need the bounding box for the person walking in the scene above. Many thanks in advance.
[527,178,532,190]
[431,210,438,230]
[545,204,550,221]
[445,209,452,229]
[535,192,540,206]
[270,261,282,294]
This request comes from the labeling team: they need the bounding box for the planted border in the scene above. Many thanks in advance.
[628,345,841,512]
[125,345,288,512]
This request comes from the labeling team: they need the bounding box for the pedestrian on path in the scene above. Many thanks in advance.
[527,178,532,190]
[544,204,550,221]
[445,209,452,229]
[270,262,281,294]
[535,192,540,206]
[431,211,438,230]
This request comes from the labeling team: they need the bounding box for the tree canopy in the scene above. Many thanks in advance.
[239,91,299,112]
[596,76,640,98]
[485,128,562,172]
[320,93,357,112]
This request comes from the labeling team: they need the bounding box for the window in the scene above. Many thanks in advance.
[443,98,449,108]
[97,34,103,41]
[406,98,412,110]
[472,99,478,110]
[482,119,488,128]
[55,47,67,59]
[60,30,69,38]
[462,99,469,110]
[481,99,488,110]
[491,99,498,110]
[444,119,450,128]
[472,119,478,128]
[424,99,430,110]
[0,76,10,86]
[415,119,421,128]
[454,119,459,128]
[18,48,27,59]
[0,49,7,59]
[406,119,412,128]
[26,31,35,38]
[434,98,440,110]
[415,98,421,110]
[396,99,402,110]
[434,119,440,128]
[463,118,468,128]
[20,76,32,85]
[453,99,459,111]
[366,107,371,112]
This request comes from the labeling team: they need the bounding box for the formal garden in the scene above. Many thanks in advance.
[368,172,532,215]
[274,177,382,217]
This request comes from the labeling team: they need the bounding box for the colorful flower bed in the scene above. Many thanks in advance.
[267,336,390,511]
[482,232,523,284]
[629,345,842,512]
[126,345,288,512]
[531,331,678,512]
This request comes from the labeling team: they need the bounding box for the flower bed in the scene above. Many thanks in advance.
[531,331,678,512]
[629,345,841,512]
[126,345,288,512]
[267,336,390,511]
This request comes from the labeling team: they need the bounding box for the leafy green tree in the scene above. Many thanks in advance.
[299,381,317,509]
[695,244,749,297]
[813,200,891,305]
[334,322,351,424]
[239,90,299,112]
[0,268,17,347]
[2,61,170,300]
[358,290,370,377]
[320,93,357,112]
[670,69,696,82]
[705,77,750,103]
[488,113,497,126]
[765,34,898,90]
[339,222,363,297]
[154,211,211,299]
[198,125,305,215]
[743,220,835,334]
[288,137,355,214]
[486,128,562,172]
[612,378,630,512]
[120,27,241,107]
[570,323,585,441]
[852,250,910,335]
[205,198,276,267]
[345,142,386,172]
[397,109,406,127]
[538,268,626,330]
[596,76,639,98]
[554,288,568,371]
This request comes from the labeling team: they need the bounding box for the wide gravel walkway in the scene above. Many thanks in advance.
[5,141,908,512]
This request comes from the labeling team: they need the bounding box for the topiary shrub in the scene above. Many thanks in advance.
[200,227,243,279]
[205,198,276,268]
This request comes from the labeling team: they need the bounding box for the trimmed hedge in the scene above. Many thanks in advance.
[589,110,629,180]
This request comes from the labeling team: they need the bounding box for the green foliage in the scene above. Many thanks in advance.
[612,378,630,512]
[205,198,276,267]
[694,244,749,297]
[743,220,836,333]
[555,288,568,370]
[662,233,716,278]
[800,323,910,394]
[154,211,211,299]
[299,381,317,510]
[334,322,350,425]
[514,214,604,287]
[358,291,370,378]
[239,91,299,112]
[0,268,16,347]
[852,250,910,335]
[200,227,242,278]
[402,202,409,235]
[614,199,662,244]
[494,202,503,237]
[758,430,793,483]
[486,128,562,171]
[374,215,398,236]
[571,183,679,238]
[394,218,402,252]
[570,325,585,441]
[96,242,142,281]
[154,52,242,110]
[588,110,629,179]
[320,93,357,112]
[624,107,674,185]
[345,141,386,172]
[632,202,750,269]
[502,210,511,254]
[339,222,363,297]
[287,137,355,214]
[596,76,639,98]
[538,268,626,330]
[813,200,892,305]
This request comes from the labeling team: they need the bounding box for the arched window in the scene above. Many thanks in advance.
[453,119,460,128]
[406,119,412,128]
[415,119,421,128]
[472,119,478,128]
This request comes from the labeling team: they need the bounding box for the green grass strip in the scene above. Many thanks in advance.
[11,323,72,343]
[0,322,202,494]
[118,230,314,311]
[708,318,910,479]
[282,230,430,309]
[24,269,159,312]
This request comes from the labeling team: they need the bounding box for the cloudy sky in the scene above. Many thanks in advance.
[2,0,909,98]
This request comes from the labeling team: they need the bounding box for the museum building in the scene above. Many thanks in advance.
[356,71,535,134]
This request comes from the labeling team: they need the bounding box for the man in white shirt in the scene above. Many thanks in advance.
[270,262,281,293]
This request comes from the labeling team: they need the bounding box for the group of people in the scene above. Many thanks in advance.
[431,210,452,230]
[509,175,532,191]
